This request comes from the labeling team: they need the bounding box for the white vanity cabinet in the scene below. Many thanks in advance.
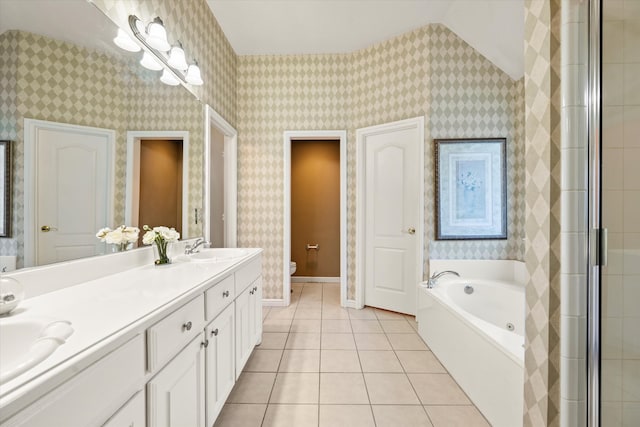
[0,252,263,427]
[147,334,206,427]
[205,303,236,426]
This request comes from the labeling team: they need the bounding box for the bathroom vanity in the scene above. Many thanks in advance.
[0,248,263,427]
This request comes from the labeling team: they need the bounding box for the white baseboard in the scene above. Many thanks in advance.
[291,276,340,283]
[262,299,288,307]
[345,299,359,309]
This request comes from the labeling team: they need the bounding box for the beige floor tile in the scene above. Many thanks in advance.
[354,333,392,350]
[322,319,352,333]
[424,405,490,427]
[294,308,322,319]
[395,351,446,373]
[319,405,376,427]
[320,373,369,404]
[358,351,403,372]
[296,301,322,311]
[299,294,323,303]
[243,349,283,372]
[267,307,297,320]
[374,309,408,320]
[379,319,415,333]
[285,333,321,349]
[408,374,471,405]
[270,373,320,404]
[348,307,378,319]
[262,404,318,427]
[262,318,292,333]
[279,349,320,372]
[387,333,429,350]
[227,372,276,403]
[262,307,271,320]
[351,319,384,333]
[258,332,289,349]
[371,405,433,427]
[364,373,420,404]
[292,283,304,291]
[321,333,357,350]
[321,307,350,319]
[320,350,362,372]
[213,404,267,427]
[290,319,322,333]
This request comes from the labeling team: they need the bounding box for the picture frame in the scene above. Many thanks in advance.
[0,140,11,238]
[435,138,507,240]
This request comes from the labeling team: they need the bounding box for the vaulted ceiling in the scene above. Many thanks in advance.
[207,0,524,80]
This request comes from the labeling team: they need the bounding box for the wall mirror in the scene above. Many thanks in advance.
[0,0,204,268]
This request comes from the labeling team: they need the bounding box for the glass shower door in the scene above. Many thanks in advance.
[599,0,640,424]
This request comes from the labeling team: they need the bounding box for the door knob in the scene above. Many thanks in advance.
[40,225,58,232]
[406,227,416,235]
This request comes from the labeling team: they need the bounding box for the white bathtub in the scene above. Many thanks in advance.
[418,261,525,427]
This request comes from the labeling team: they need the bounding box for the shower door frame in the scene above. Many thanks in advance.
[587,0,602,425]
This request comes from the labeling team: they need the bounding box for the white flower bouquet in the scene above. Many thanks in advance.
[96,225,140,252]
[142,225,180,265]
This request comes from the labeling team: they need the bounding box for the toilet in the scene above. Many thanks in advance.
[289,261,297,275]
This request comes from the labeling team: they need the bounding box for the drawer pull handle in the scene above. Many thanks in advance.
[212,328,219,336]
[201,340,209,348]
[223,290,230,298]
[182,321,193,331]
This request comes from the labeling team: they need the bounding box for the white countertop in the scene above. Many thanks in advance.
[0,248,262,421]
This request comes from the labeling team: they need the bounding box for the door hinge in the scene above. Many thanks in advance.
[591,228,608,267]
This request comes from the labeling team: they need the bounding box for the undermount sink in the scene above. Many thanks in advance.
[0,317,74,384]
[187,248,251,263]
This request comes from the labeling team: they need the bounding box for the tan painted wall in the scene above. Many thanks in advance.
[291,140,340,277]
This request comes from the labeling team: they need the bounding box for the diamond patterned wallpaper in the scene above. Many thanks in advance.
[522,0,563,425]
[238,25,526,300]
[0,30,203,266]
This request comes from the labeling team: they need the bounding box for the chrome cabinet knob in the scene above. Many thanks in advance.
[201,340,209,348]
[182,321,193,331]
[223,290,230,298]
[211,328,219,336]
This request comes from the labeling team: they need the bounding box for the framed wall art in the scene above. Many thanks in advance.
[435,138,507,240]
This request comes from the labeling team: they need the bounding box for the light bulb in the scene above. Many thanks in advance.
[185,63,203,85]
[160,69,180,86]
[113,29,140,52]
[168,43,188,71]
[146,17,170,52]
[140,51,163,71]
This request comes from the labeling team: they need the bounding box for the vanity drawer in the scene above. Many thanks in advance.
[235,257,261,294]
[205,275,235,321]
[147,294,205,373]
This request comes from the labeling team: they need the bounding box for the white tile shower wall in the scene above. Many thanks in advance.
[601,0,640,425]
[560,0,588,426]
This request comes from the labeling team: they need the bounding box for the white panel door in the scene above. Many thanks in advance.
[361,118,423,315]
[33,121,112,265]
[234,287,252,379]
[205,304,235,427]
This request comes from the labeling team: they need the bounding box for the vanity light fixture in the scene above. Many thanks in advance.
[168,42,188,71]
[145,17,171,52]
[160,69,180,86]
[140,51,163,71]
[126,15,204,87]
[185,62,203,86]
[113,29,140,52]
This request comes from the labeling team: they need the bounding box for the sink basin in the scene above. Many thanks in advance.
[0,317,74,384]
[187,248,251,263]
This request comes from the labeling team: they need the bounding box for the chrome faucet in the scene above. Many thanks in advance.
[425,270,460,289]
[184,238,210,255]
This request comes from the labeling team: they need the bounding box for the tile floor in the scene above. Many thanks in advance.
[214,282,490,427]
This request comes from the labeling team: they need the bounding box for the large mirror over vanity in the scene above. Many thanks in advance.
[0,0,234,269]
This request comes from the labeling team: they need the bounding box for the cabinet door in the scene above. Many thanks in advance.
[103,391,145,427]
[234,286,252,379]
[147,334,206,427]
[205,304,235,427]
[248,278,263,346]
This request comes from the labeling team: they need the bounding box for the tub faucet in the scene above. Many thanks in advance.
[185,238,209,255]
[426,270,460,288]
